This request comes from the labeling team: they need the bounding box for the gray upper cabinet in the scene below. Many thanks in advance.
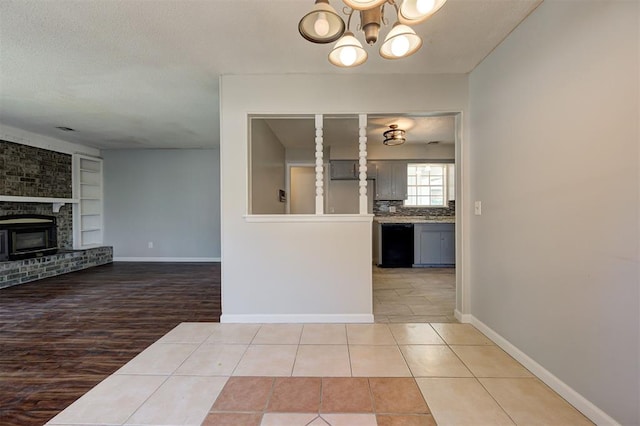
[414,223,455,266]
[330,160,378,180]
[330,160,358,180]
[372,161,407,200]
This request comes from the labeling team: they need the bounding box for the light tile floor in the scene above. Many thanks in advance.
[373,267,457,323]
[47,322,593,426]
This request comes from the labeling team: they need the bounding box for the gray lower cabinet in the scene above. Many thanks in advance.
[414,223,455,266]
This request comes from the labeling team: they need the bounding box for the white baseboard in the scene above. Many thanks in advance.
[454,309,473,323]
[113,257,221,262]
[220,314,374,324]
[469,315,620,426]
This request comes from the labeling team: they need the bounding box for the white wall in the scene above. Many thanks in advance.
[251,119,286,214]
[469,1,639,424]
[220,74,469,322]
[103,149,221,261]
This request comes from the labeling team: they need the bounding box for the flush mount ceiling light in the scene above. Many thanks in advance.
[383,124,406,146]
[299,0,446,67]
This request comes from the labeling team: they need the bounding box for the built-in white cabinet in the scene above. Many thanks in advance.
[414,223,455,266]
[372,161,407,201]
[73,155,103,248]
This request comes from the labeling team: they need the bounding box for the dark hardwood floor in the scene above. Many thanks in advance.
[0,262,221,426]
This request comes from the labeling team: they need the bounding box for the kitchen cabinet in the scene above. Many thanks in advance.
[330,160,378,180]
[372,161,407,200]
[414,223,455,266]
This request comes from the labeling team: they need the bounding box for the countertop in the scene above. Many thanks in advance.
[374,216,455,224]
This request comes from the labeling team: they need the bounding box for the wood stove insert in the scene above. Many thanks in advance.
[0,214,58,261]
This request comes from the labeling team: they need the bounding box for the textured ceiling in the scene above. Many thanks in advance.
[0,0,541,150]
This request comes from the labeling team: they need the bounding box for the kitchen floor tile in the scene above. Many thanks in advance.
[47,374,167,425]
[400,345,473,377]
[350,345,411,377]
[479,378,594,425]
[416,378,514,425]
[260,413,319,426]
[429,323,494,345]
[385,315,454,324]
[408,304,454,316]
[388,323,444,345]
[267,377,322,412]
[233,345,298,376]
[320,377,373,413]
[202,412,263,426]
[125,375,227,425]
[450,345,533,377]
[369,378,429,414]
[321,413,378,425]
[300,324,347,344]
[292,344,351,377]
[347,323,397,345]
[252,324,303,344]
[373,267,456,322]
[174,344,247,376]
[376,414,437,426]
[204,323,262,344]
[157,322,217,344]
[211,376,274,412]
[115,342,198,375]
[374,303,415,316]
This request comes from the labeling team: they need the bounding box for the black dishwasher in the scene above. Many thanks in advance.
[380,223,414,268]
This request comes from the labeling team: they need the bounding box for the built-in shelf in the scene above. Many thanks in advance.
[73,155,104,249]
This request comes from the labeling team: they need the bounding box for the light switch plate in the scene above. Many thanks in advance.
[474,201,482,215]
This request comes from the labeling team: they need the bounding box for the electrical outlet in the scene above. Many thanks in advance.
[148,241,154,249]
[389,206,397,213]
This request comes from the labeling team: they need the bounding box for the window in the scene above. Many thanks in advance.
[405,163,447,207]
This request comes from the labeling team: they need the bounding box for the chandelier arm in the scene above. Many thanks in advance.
[346,8,354,31]
[381,3,388,26]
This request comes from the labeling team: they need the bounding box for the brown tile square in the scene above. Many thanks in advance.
[202,412,263,426]
[211,376,274,412]
[370,378,429,414]
[267,377,322,412]
[321,377,373,413]
[376,414,437,426]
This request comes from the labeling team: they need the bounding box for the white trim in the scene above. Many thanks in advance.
[0,124,100,156]
[454,309,473,323]
[469,315,620,426]
[113,257,221,262]
[220,314,374,324]
[0,196,78,204]
[244,214,374,223]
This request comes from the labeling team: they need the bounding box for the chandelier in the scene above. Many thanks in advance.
[298,0,447,67]
[383,124,406,146]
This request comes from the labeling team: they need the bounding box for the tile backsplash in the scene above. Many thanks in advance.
[374,200,455,218]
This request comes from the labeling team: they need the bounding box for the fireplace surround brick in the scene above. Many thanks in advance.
[0,140,72,198]
[0,246,113,289]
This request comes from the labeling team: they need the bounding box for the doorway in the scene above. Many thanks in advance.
[287,165,316,214]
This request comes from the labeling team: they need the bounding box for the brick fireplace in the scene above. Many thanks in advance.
[0,139,112,288]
